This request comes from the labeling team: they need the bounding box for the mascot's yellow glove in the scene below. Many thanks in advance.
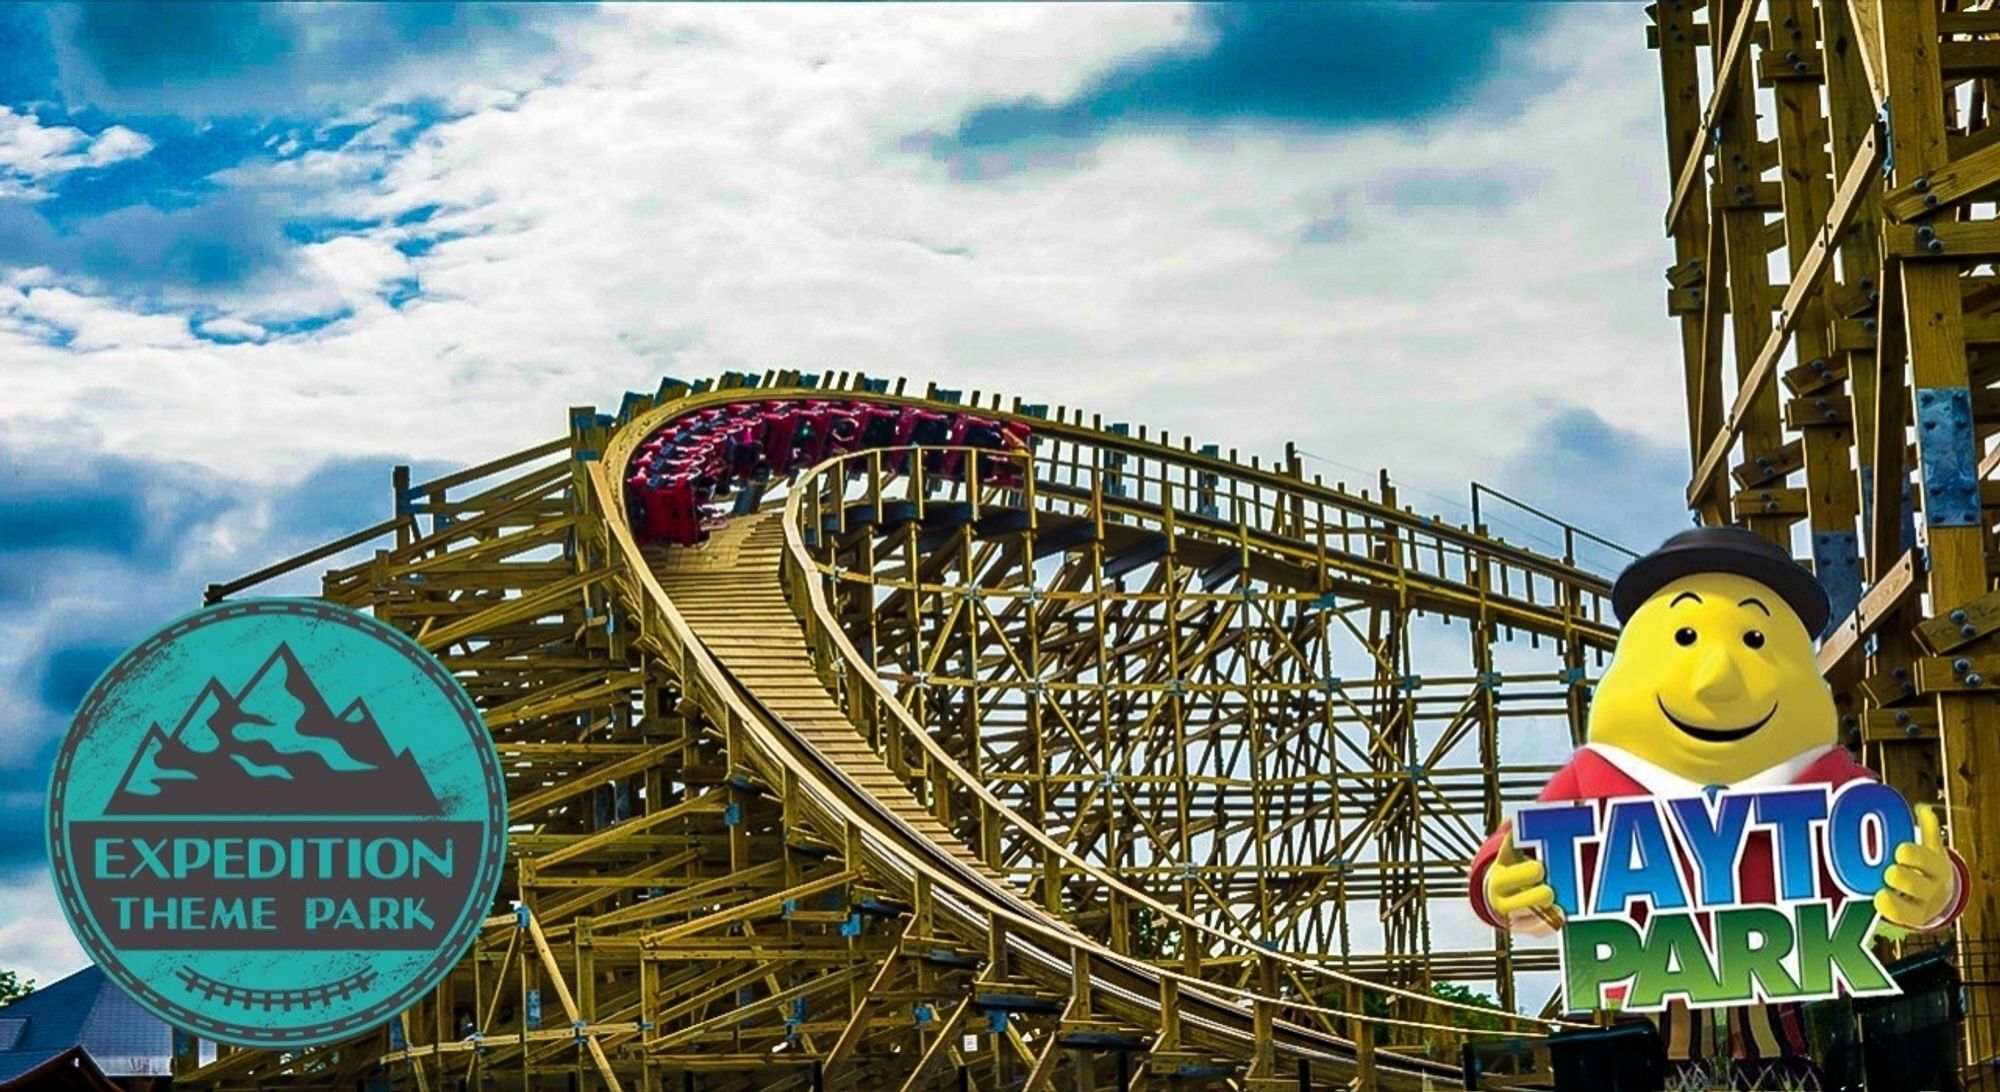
[1487,829,1561,935]
[1875,804,1955,931]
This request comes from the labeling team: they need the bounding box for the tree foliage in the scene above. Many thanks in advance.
[0,970,34,1007]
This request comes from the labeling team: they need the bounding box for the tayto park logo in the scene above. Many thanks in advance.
[45,599,507,1048]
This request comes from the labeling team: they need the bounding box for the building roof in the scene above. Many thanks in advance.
[0,1047,121,1092]
[0,968,171,1081]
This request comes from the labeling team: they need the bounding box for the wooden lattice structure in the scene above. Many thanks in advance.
[166,371,1621,1090]
[1653,0,2000,1081]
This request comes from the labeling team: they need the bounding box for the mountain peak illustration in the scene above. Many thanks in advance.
[105,643,443,817]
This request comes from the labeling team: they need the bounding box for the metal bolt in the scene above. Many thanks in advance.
[1864,319,1877,334]
[1787,50,1801,63]
[1929,238,1945,253]
[1811,358,1827,371]
[1896,711,1912,724]
[1894,666,1909,679]
[1860,277,1874,290]
[1971,673,1985,687]
[1955,658,1972,673]
[1925,194,1939,208]
[1918,224,1936,239]
[1952,609,1968,623]
[1907,724,1921,737]
[1966,624,1980,637]
[1914,176,1931,193]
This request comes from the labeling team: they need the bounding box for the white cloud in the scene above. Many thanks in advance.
[0,108,152,197]
[0,871,87,988]
[195,316,268,343]
[0,5,1679,505]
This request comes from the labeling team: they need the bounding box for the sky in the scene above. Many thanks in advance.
[0,2,1691,996]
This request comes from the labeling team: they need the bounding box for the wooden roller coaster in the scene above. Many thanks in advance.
[1653,0,2000,1082]
[173,370,1621,1090]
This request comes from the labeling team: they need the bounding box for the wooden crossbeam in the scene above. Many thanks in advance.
[419,566,615,652]
[1686,128,1882,506]
[1666,0,1765,232]
[507,743,677,821]
[642,870,859,948]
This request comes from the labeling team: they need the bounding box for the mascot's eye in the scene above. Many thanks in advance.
[1675,627,1698,647]
[1743,630,1766,649]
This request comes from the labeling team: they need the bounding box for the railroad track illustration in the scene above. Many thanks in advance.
[175,966,378,1012]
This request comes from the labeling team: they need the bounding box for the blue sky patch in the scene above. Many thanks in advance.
[41,3,582,119]
[919,3,1557,176]
[0,437,462,858]
[0,6,576,312]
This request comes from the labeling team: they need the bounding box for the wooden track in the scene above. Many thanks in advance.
[651,513,992,877]
[184,370,1617,1091]
[640,494,1466,1089]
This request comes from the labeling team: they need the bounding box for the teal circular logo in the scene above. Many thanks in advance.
[46,599,507,1048]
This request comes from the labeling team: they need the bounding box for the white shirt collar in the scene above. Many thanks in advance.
[1582,741,1837,798]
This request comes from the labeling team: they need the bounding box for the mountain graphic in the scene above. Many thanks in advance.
[105,642,443,816]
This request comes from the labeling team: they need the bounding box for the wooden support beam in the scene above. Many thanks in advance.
[1687,128,1882,507]
[1878,0,2000,1071]
[1666,0,1765,232]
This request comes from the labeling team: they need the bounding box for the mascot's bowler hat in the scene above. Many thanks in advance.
[1610,525,1830,634]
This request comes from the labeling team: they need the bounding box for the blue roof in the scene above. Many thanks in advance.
[0,968,170,1079]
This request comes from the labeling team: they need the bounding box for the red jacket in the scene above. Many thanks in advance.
[1468,744,1969,930]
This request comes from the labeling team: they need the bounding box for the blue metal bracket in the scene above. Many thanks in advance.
[1399,674,1423,692]
[986,1010,1009,1035]
[515,904,531,930]
[1916,387,1979,526]
[913,1003,934,1027]
[1559,666,1587,687]
[1811,530,1862,637]
[723,803,742,826]
[932,387,962,404]
[859,377,890,394]
[1018,402,1049,419]
[1318,675,1343,694]
[1476,670,1503,691]
[840,913,864,937]
[525,989,541,1031]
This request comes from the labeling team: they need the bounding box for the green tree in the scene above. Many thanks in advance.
[0,970,34,1007]
[1429,981,1505,1033]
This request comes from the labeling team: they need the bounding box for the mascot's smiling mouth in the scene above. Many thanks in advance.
[1655,696,1776,743]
